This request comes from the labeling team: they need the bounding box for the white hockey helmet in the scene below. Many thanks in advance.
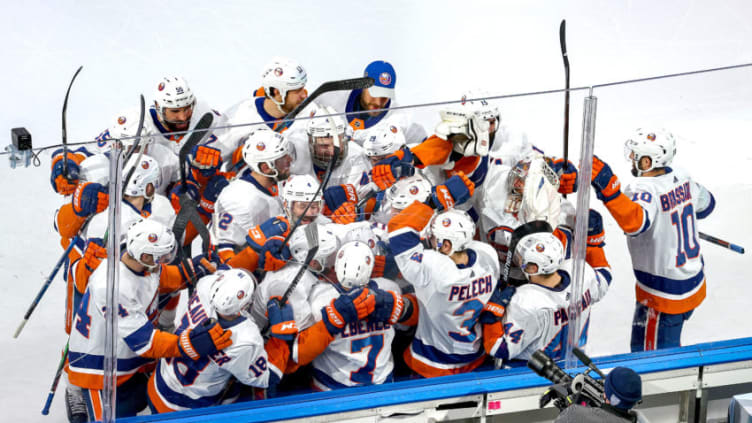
[435,101,491,156]
[241,129,295,180]
[154,76,196,120]
[363,124,406,160]
[123,154,162,201]
[374,174,432,224]
[429,209,475,255]
[261,57,308,108]
[281,174,323,223]
[307,106,349,169]
[512,231,563,279]
[208,268,257,316]
[461,90,500,126]
[126,218,177,270]
[289,224,340,274]
[335,241,374,291]
[623,128,677,176]
[341,224,382,255]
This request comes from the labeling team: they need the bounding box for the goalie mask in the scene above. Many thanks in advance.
[624,128,676,177]
[512,231,563,280]
[289,224,340,274]
[335,241,374,291]
[208,269,257,317]
[126,218,177,271]
[241,129,295,181]
[307,106,349,169]
[428,209,475,255]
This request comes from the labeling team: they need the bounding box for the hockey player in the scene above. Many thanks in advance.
[148,268,293,412]
[387,205,500,377]
[288,105,372,190]
[307,241,405,390]
[481,217,612,363]
[590,128,715,351]
[222,57,309,151]
[66,219,228,420]
[211,130,292,262]
[317,60,426,145]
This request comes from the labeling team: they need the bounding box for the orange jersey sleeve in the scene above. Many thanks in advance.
[604,193,645,234]
[410,135,453,168]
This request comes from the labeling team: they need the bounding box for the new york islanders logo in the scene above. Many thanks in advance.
[274,67,284,77]
[379,72,392,85]
[535,243,545,252]
[237,290,245,300]
[256,142,266,151]
[148,233,158,243]
[365,256,371,265]
[367,239,375,249]
[389,125,398,134]
[118,116,127,125]
[409,185,419,195]
[647,133,656,141]
[461,94,467,105]
[158,82,165,91]
[141,160,150,169]
[442,218,451,227]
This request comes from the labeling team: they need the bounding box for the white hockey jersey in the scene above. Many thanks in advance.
[308,278,400,390]
[287,131,373,189]
[210,172,283,254]
[67,259,163,389]
[389,227,500,377]
[250,263,318,333]
[317,89,427,145]
[150,273,276,410]
[622,167,714,314]
[221,96,315,149]
[83,194,175,244]
[495,260,611,362]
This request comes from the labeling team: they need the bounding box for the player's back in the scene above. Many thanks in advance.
[623,167,708,314]
[309,278,398,390]
[250,263,317,332]
[406,241,499,376]
[503,260,609,362]
[211,173,283,249]
[153,277,269,410]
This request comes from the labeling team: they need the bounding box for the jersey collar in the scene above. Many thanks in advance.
[241,170,276,197]
[456,249,477,269]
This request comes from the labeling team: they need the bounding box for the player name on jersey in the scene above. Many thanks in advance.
[553,288,594,326]
[340,319,391,338]
[659,181,692,211]
[448,275,493,302]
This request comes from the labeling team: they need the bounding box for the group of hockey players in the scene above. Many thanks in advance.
[47,57,716,421]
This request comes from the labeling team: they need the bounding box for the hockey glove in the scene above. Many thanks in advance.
[324,184,358,212]
[586,209,606,247]
[267,298,298,341]
[371,255,386,278]
[321,288,375,335]
[372,147,414,190]
[178,318,233,361]
[50,152,83,195]
[82,239,107,273]
[480,285,516,324]
[591,155,621,203]
[188,145,223,183]
[198,174,230,218]
[549,157,578,194]
[369,285,404,325]
[72,182,109,217]
[169,180,200,214]
[178,252,220,284]
[430,171,475,211]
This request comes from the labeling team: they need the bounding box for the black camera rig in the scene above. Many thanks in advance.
[527,348,607,410]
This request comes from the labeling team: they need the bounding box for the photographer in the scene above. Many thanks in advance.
[555,366,648,423]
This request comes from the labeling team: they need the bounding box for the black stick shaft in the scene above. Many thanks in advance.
[61,66,83,180]
[559,20,570,166]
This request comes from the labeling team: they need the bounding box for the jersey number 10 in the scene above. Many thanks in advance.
[670,204,700,267]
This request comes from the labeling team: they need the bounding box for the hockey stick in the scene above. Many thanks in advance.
[274,77,374,132]
[699,231,745,254]
[172,112,214,255]
[559,20,570,167]
[14,238,78,338]
[61,66,83,181]
[41,342,69,415]
[279,223,319,306]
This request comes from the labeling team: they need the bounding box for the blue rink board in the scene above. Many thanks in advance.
[120,337,752,423]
